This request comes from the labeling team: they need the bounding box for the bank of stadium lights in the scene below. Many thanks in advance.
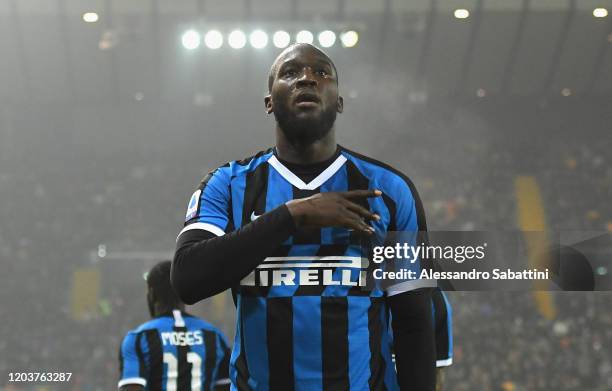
[318,30,336,48]
[180,29,359,50]
[454,9,470,19]
[228,30,247,49]
[205,30,223,49]
[593,8,608,18]
[82,12,99,23]
[340,31,359,47]
[181,30,201,50]
[250,30,269,49]
[273,30,291,48]
[296,30,314,44]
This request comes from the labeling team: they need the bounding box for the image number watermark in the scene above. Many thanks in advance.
[8,372,73,382]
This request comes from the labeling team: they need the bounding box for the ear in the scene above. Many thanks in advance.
[336,95,344,113]
[264,94,273,114]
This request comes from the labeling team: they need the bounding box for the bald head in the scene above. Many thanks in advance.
[267,43,338,92]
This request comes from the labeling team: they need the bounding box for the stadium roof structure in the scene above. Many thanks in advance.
[1,0,611,103]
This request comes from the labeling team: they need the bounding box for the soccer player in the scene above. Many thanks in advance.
[172,43,436,390]
[118,261,231,391]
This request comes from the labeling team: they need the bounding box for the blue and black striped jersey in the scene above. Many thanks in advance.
[178,146,435,391]
[118,310,230,390]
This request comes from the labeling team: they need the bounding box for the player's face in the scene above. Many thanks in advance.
[266,46,343,144]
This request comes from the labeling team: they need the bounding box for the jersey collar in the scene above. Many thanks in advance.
[268,150,347,190]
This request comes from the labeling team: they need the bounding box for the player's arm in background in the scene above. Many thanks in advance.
[172,166,382,303]
[385,176,436,391]
[117,332,146,391]
[433,288,453,391]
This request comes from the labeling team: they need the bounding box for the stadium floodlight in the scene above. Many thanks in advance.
[318,30,336,48]
[228,30,247,49]
[250,30,269,49]
[181,30,201,50]
[340,31,359,48]
[296,30,314,44]
[82,12,99,23]
[597,266,608,276]
[97,244,107,258]
[273,30,291,48]
[454,9,470,19]
[204,30,223,49]
[593,8,608,18]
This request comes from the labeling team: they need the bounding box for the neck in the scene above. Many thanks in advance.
[275,126,337,164]
[153,303,184,318]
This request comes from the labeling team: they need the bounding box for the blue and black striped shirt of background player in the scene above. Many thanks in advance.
[118,261,231,391]
[172,145,437,391]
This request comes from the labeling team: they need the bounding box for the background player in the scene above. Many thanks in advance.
[118,260,230,391]
[172,43,436,390]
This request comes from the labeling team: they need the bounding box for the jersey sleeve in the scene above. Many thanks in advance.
[433,289,453,367]
[178,165,232,239]
[118,332,147,389]
[214,332,231,387]
[383,172,437,296]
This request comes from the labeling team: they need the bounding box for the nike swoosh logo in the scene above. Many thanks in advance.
[250,211,261,221]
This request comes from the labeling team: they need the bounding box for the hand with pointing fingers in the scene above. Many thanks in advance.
[286,189,382,234]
